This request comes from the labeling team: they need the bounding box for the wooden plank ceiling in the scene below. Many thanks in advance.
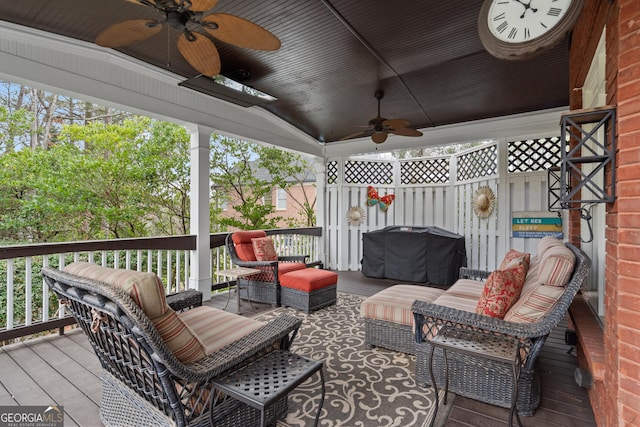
[0,0,569,144]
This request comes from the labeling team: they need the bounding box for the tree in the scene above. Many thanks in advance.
[283,157,317,227]
[210,137,315,230]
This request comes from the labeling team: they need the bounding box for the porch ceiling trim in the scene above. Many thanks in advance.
[0,20,566,159]
[324,106,568,158]
[0,21,324,157]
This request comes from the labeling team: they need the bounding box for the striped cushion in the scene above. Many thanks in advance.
[64,262,167,318]
[537,236,561,260]
[179,306,265,355]
[504,284,565,323]
[153,310,206,363]
[431,293,479,313]
[64,262,209,364]
[538,242,575,287]
[445,279,485,299]
[360,285,444,326]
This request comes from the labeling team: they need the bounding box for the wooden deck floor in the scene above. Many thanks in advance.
[0,271,596,427]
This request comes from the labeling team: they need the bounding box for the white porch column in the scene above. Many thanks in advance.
[314,158,327,266]
[187,124,213,300]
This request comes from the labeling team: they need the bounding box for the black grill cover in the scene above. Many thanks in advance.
[361,226,467,286]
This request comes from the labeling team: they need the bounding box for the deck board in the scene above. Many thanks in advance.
[0,270,595,427]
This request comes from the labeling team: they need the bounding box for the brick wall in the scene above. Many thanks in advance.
[569,1,640,425]
[614,1,640,424]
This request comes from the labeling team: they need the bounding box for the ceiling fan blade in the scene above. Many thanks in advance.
[203,14,281,51]
[383,119,410,130]
[372,131,388,144]
[340,130,372,141]
[390,127,423,137]
[125,0,156,5]
[96,19,162,48]
[178,32,221,76]
[188,0,218,11]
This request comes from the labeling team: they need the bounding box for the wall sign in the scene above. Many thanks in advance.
[512,211,563,238]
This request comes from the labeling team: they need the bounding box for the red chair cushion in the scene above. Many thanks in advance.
[280,268,338,292]
[232,231,266,261]
[277,262,307,280]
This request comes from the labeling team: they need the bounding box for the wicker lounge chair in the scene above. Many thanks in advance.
[412,242,591,415]
[41,264,301,427]
[225,231,308,306]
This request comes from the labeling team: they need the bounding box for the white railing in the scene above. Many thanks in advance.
[1,228,322,343]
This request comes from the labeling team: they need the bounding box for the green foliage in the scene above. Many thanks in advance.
[210,137,310,230]
[0,105,33,152]
[0,117,193,243]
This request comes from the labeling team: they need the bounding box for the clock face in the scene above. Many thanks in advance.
[487,0,572,43]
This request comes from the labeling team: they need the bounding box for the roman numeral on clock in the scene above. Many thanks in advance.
[548,7,562,16]
[496,21,508,33]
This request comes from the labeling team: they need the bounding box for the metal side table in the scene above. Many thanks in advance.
[428,326,522,427]
[215,267,261,314]
[212,350,325,427]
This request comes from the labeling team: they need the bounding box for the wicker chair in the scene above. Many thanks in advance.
[41,265,301,427]
[225,231,308,306]
[412,242,591,416]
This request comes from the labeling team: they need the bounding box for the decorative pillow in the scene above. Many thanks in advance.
[537,243,575,287]
[499,249,531,271]
[504,284,565,323]
[252,237,278,261]
[475,264,527,318]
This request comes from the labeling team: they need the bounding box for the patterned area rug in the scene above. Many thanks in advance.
[253,292,442,427]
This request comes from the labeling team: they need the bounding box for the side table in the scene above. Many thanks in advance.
[211,350,325,427]
[215,267,261,314]
[428,326,522,427]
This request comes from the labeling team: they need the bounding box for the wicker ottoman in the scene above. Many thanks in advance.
[280,268,338,314]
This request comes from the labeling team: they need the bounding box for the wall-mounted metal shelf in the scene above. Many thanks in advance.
[559,106,616,205]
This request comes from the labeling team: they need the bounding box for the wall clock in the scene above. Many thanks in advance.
[478,0,584,60]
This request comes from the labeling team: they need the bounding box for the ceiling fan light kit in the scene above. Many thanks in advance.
[97,0,281,77]
[341,90,423,144]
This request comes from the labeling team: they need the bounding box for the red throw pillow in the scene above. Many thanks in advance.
[499,249,531,271]
[475,264,527,318]
[251,237,277,261]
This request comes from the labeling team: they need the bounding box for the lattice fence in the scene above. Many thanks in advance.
[508,136,563,173]
[400,157,449,184]
[456,145,498,181]
[344,160,394,184]
[325,140,556,271]
[327,160,338,184]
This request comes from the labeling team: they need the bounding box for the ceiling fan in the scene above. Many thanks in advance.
[96,0,280,77]
[341,90,423,144]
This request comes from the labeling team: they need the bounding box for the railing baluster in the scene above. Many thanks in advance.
[25,257,32,326]
[137,250,143,271]
[42,256,50,323]
[166,251,173,293]
[0,229,320,342]
[157,251,162,279]
[6,259,14,330]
